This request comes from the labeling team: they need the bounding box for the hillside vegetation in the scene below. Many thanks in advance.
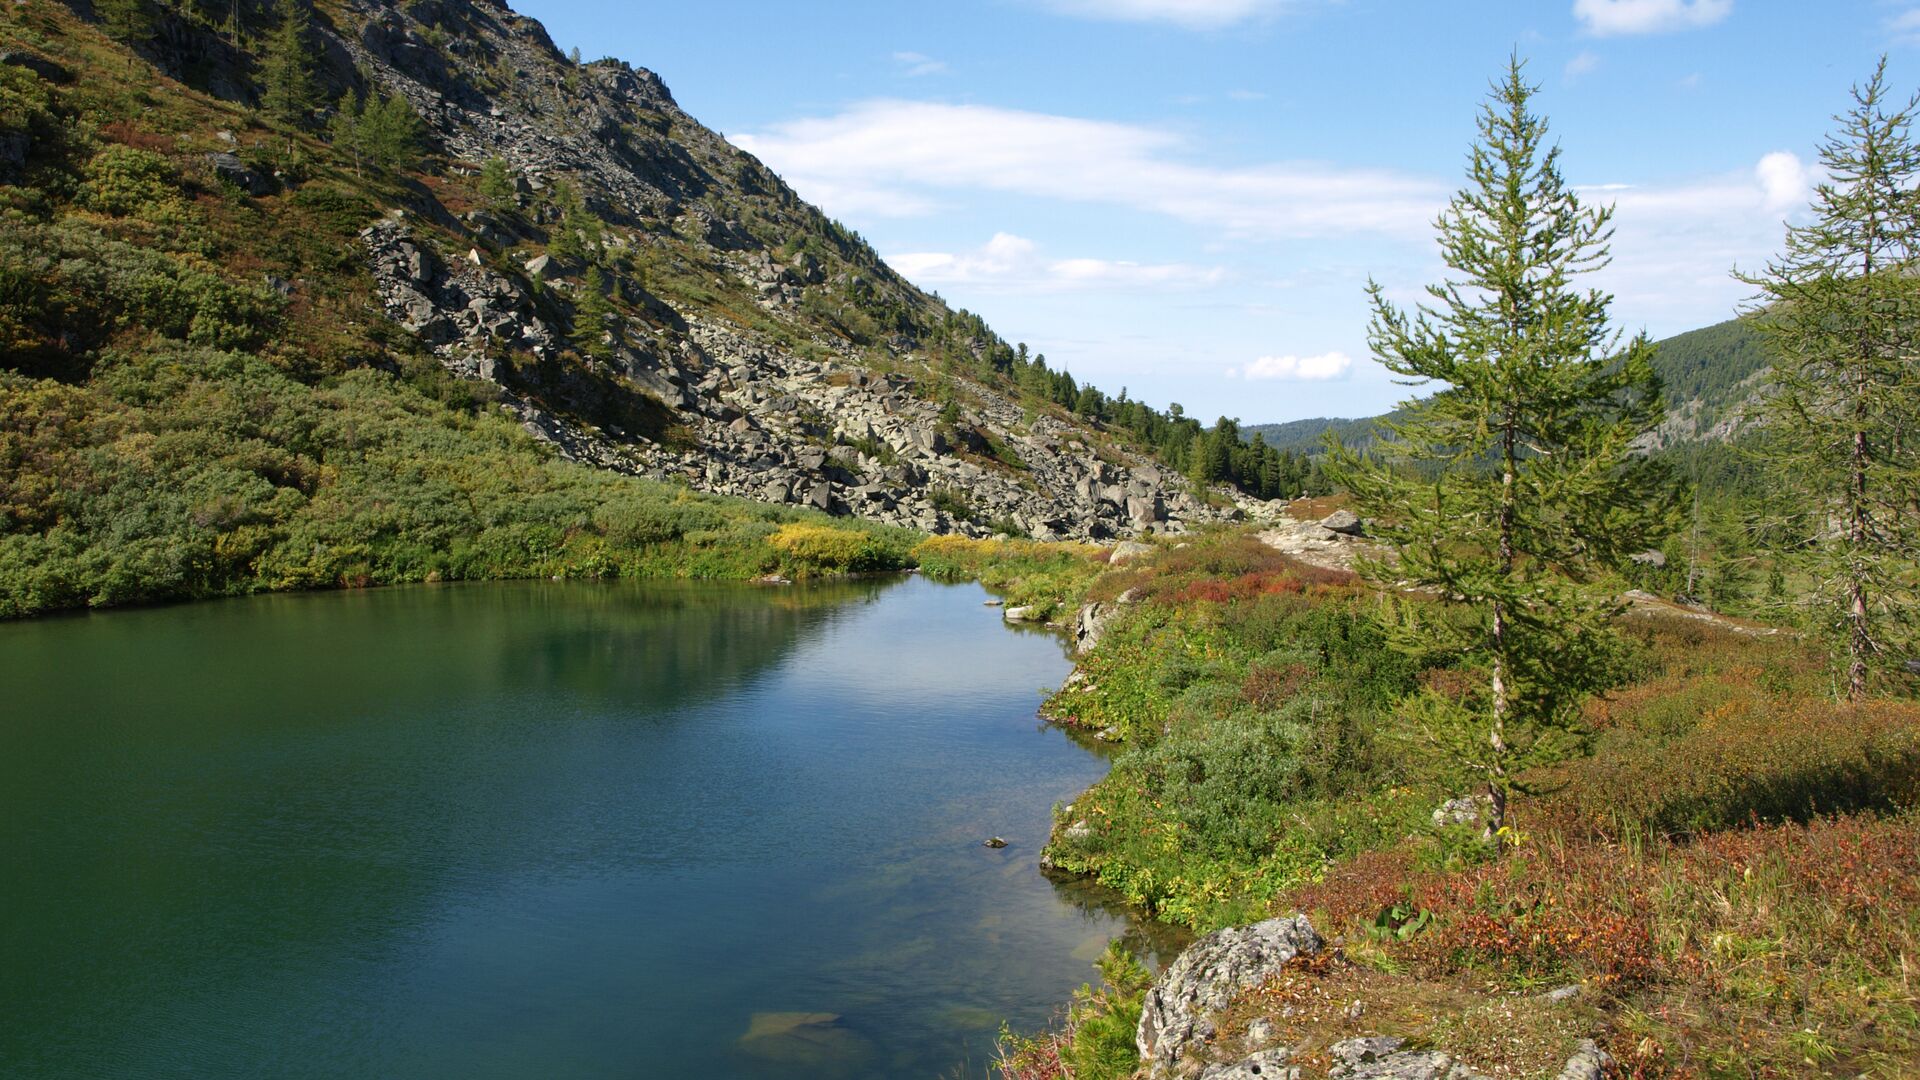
[0,0,1269,617]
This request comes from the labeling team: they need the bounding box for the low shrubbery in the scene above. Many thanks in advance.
[767,522,910,575]
[1039,535,1425,928]
[912,534,1105,618]
[995,941,1151,1080]
[0,343,916,617]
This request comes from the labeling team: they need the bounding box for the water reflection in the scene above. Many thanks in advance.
[0,576,1154,1080]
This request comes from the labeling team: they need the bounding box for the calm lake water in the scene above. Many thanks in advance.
[0,576,1178,1079]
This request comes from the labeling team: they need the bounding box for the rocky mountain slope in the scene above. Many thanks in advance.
[319,0,1215,539]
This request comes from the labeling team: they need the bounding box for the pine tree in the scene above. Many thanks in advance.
[260,0,320,126]
[328,88,423,176]
[571,264,614,360]
[478,156,517,209]
[1326,60,1673,834]
[1740,59,1920,700]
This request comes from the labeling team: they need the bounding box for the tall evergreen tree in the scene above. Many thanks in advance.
[571,264,614,360]
[328,88,423,177]
[1739,59,1920,700]
[1326,60,1672,833]
[259,0,320,126]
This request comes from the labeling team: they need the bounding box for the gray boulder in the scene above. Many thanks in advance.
[1431,794,1493,828]
[1327,1037,1488,1080]
[1075,601,1114,654]
[1138,915,1323,1077]
[206,151,273,195]
[1199,1048,1297,1080]
[1556,1040,1609,1080]
[1109,539,1154,566]
[1319,508,1364,536]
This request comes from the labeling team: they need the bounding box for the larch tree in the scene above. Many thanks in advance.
[260,0,321,127]
[1326,60,1674,834]
[1740,58,1920,701]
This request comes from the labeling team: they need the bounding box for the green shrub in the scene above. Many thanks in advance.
[1557,696,1920,838]
[81,145,181,217]
[767,522,900,575]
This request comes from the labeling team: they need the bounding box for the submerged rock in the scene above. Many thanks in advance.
[737,1011,871,1066]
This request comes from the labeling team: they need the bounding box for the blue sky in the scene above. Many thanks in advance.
[516,0,1916,424]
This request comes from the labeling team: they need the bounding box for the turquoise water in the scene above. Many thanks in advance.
[0,576,1173,1078]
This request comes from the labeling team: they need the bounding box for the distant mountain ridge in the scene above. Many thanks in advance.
[1244,317,1770,454]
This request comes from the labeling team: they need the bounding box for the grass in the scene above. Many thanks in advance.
[1001,529,1920,1079]
[912,534,1106,619]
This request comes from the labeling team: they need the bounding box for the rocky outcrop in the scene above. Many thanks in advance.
[1325,1037,1487,1080]
[1199,1047,1297,1079]
[1257,514,1372,572]
[1138,915,1324,1077]
[1138,916,1613,1080]
[328,0,1224,541]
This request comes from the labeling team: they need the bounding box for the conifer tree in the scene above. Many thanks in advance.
[571,264,614,360]
[328,88,423,177]
[1327,60,1672,833]
[260,0,320,126]
[1740,59,1920,700]
[478,156,517,209]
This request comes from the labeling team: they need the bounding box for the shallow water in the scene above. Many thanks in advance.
[0,576,1176,1078]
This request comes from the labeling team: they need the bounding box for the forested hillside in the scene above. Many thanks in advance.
[1244,316,1769,458]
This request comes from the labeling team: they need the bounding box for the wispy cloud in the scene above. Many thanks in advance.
[886,232,1226,292]
[1572,0,1732,36]
[1027,0,1297,29]
[1229,352,1354,380]
[732,100,1445,239]
[891,51,948,77]
[1889,8,1920,46]
[1571,150,1815,327]
[1564,50,1601,80]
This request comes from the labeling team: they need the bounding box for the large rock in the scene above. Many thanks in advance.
[1074,600,1114,654]
[1327,1037,1488,1080]
[1200,1048,1297,1080]
[1109,539,1153,566]
[1555,1040,1609,1080]
[1319,508,1364,536]
[1138,915,1323,1077]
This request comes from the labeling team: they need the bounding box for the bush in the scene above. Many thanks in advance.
[1555,694,1920,838]
[81,145,181,217]
[767,522,899,575]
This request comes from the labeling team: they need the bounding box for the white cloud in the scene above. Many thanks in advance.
[887,232,1226,292]
[1572,0,1732,36]
[1226,88,1269,101]
[1754,151,1812,212]
[1230,351,1354,380]
[1029,0,1292,29]
[1889,8,1920,45]
[731,100,1445,238]
[1564,51,1601,80]
[891,51,947,77]
[1566,151,1815,330]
